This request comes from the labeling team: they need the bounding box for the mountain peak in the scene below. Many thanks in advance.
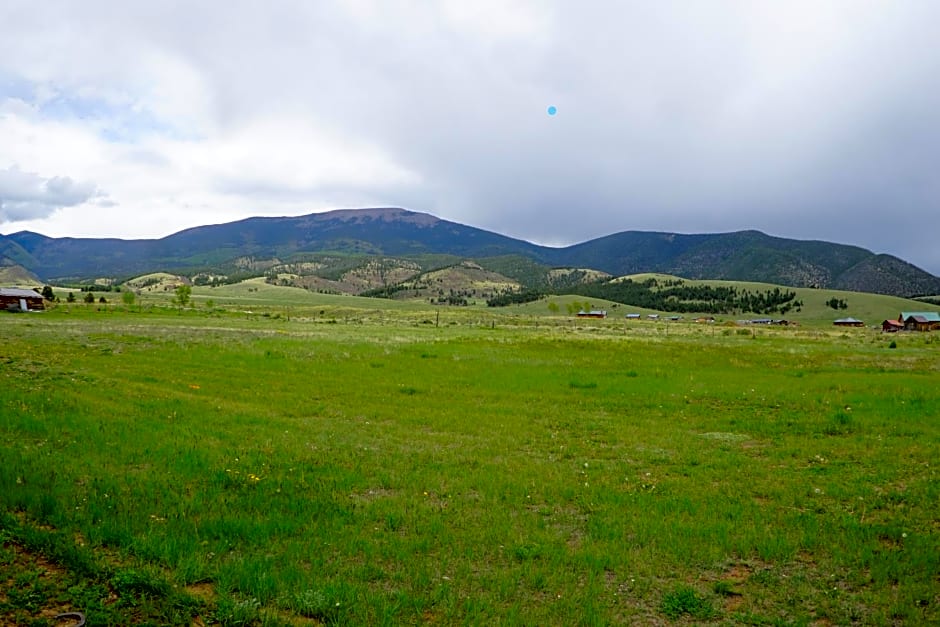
[307,207,441,227]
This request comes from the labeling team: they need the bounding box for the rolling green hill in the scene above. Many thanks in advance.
[75,269,939,329]
[618,275,934,326]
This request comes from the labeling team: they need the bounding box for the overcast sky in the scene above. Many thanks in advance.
[2,1,939,274]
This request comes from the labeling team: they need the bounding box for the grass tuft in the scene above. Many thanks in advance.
[660,584,716,620]
[569,380,598,389]
[713,580,740,597]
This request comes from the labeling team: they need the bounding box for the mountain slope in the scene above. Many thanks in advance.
[833,254,940,296]
[3,207,939,297]
[545,229,938,296]
[1,208,544,279]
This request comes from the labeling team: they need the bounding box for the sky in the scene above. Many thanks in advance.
[2,0,939,275]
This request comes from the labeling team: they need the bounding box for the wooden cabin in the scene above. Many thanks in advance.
[882,319,904,333]
[0,287,46,312]
[900,312,940,332]
[833,317,864,327]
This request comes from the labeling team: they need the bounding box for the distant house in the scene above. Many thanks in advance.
[647,314,659,320]
[899,311,940,332]
[882,319,904,333]
[625,313,641,319]
[0,287,46,312]
[577,310,607,318]
[694,316,716,323]
[833,317,864,327]
[667,315,682,321]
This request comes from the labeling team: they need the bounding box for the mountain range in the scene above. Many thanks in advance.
[2,207,939,297]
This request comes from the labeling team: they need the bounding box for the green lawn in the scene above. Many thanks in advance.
[1,307,937,625]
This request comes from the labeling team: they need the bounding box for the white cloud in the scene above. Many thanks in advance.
[0,166,102,222]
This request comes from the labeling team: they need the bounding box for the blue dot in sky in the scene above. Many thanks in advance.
[547,105,557,116]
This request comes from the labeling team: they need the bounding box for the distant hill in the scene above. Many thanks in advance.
[548,230,939,296]
[0,263,42,287]
[380,260,521,305]
[2,207,939,297]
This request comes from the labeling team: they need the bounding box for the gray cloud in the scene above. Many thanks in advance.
[0,167,101,222]
[2,1,940,274]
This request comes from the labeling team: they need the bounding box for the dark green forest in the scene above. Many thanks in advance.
[487,278,801,315]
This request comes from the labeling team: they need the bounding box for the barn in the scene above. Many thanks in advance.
[0,287,46,312]
[882,319,904,333]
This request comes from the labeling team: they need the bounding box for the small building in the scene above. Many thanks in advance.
[833,317,864,327]
[899,311,940,332]
[882,319,904,333]
[647,314,659,320]
[577,310,607,318]
[625,313,641,319]
[0,287,46,312]
[694,316,715,323]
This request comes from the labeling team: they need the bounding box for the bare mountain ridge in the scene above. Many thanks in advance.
[2,207,938,297]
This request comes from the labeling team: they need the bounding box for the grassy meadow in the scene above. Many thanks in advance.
[1,301,938,625]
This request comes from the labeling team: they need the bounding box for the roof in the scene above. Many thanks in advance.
[0,288,43,298]
[834,317,863,324]
[883,319,904,327]
[900,311,940,322]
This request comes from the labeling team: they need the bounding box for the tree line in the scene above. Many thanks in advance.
[484,278,801,315]
[568,280,800,314]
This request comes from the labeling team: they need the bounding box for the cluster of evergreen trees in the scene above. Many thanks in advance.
[569,279,800,314]
[485,290,544,307]
[78,284,118,292]
[360,284,414,298]
[483,278,801,315]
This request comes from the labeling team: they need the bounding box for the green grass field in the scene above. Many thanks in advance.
[1,303,938,625]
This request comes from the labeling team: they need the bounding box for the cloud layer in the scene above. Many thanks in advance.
[1,1,939,274]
